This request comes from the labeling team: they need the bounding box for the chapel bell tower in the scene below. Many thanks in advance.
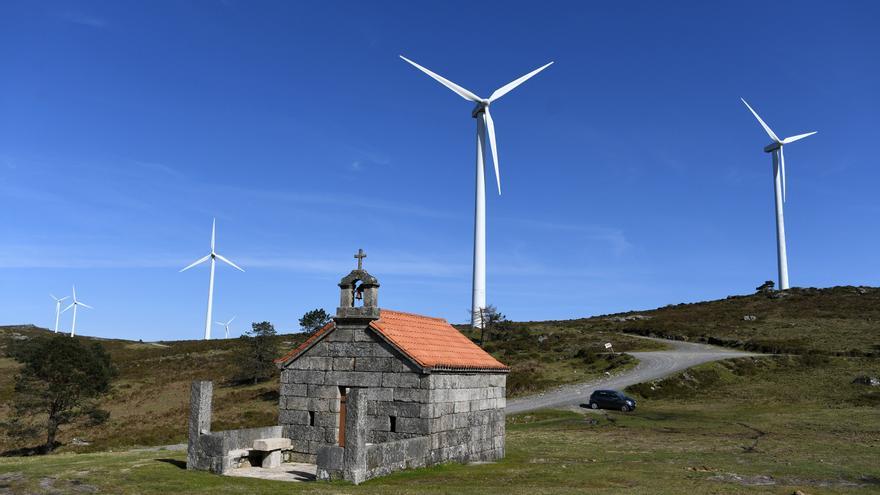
[336,248,380,320]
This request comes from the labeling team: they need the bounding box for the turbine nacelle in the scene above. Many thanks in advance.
[471,101,489,118]
[742,97,818,204]
[401,55,553,197]
[763,142,782,153]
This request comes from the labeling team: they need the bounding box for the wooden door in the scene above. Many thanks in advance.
[338,386,347,447]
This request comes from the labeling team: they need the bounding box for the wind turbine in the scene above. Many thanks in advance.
[50,293,69,333]
[180,219,244,340]
[62,286,92,337]
[400,55,552,328]
[741,98,817,290]
[215,316,235,339]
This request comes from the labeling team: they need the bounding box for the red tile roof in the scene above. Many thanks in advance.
[275,310,508,372]
[369,310,508,372]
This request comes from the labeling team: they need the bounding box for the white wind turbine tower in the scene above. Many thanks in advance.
[180,219,244,340]
[62,286,92,337]
[741,98,817,290]
[215,316,235,339]
[50,293,69,333]
[400,55,552,328]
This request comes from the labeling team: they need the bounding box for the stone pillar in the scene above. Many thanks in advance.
[343,387,367,484]
[187,381,213,469]
[262,450,282,469]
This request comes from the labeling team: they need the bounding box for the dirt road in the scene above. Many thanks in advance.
[506,337,759,415]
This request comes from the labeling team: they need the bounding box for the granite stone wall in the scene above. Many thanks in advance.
[279,322,430,462]
[425,372,506,464]
[315,381,505,485]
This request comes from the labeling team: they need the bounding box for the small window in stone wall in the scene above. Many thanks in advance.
[309,411,315,427]
[390,416,397,433]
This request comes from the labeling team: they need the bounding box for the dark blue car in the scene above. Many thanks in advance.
[584,389,637,412]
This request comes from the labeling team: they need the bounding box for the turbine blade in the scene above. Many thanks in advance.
[782,131,817,144]
[72,285,77,301]
[215,321,224,326]
[211,218,216,252]
[50,293,57,301]
[741,98,781,143]
[399,55,481,102]
[78,302,93,310]
[62,303,75,313]
[780,147,787,203]
[483,108,502,195]
[489,61,554,102]
[180,254,211,272]
[215,253,245,272]
[228,316,236,324]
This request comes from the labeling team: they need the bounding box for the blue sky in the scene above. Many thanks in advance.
[1,1,878,340]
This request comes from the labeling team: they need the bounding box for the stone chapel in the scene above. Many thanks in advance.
[274,250,509,481]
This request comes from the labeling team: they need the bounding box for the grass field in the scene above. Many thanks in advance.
[1,354,877,494]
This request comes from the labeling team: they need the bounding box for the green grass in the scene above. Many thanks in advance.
[1,355,878,494]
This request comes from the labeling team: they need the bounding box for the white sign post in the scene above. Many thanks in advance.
[604,342,613,355]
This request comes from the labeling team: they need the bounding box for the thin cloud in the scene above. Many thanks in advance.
[0,254,180,269]
[56,12,108,28]
[214,184,454,220]
[504,218,633,255]
[239,255,469,278]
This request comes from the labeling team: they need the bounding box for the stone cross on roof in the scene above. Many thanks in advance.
[354,248,367,271]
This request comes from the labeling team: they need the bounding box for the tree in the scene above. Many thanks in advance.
[237,321,278,385]
[478,305,506,346]
[5,334,115,453]
[299,308,331,335]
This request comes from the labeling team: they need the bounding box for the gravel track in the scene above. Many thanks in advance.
[505,337,760,415]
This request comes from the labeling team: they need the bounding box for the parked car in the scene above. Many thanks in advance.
[583,389,637,412]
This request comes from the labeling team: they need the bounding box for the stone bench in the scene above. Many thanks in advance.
[252,437,292,468]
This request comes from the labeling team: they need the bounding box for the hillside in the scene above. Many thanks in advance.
[1,285,877,455]
[593,285,880,355]
[0,322,655,454]
[509,285,880,356]
[0,326,305,454]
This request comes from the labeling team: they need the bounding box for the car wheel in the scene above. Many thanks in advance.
[590,402,598,409]
[620,405,629,412]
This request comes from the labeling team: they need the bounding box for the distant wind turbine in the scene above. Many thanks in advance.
[181,219,244,340]
[50,293,69,333]
[741,98,817,290]
[215,316,236,339]
[62,286,92,337]
[400,55,552,328]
